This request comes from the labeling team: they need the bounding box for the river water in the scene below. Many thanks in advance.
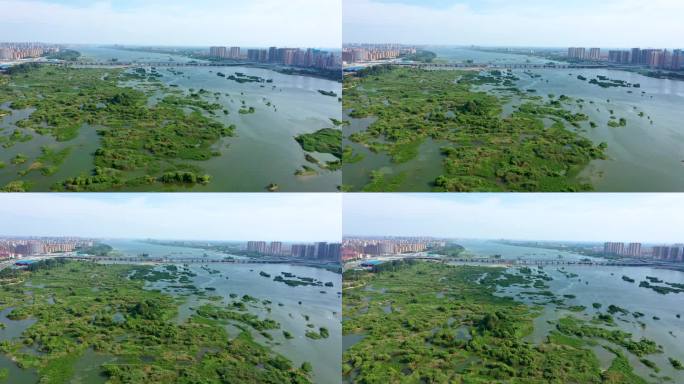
[458,239,684,382]
[108,239,343,383]
[343,47,684,191]
[0,46,341,192]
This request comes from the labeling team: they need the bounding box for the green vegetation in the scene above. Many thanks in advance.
[295,128,342,159]
[160,171,211,185]
[11,153,28,165]
[295,165,318,177]
[429,244,466,257]
[342,146,364,164]
[588,76,634,88]
[403,50,437,63]
[0,261,313,383]
[226,73,271,84]
[343,261,657,383]
[317,90,338,97]
[0,65,236,191]
[343,67,606,191]
[273,272,329,288]
[622,275,635,283]
[75,243,113,256]
[45,49,81,61]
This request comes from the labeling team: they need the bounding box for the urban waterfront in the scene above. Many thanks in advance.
[0,46,342,192]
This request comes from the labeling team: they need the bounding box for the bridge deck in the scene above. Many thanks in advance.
[406,256,653,267]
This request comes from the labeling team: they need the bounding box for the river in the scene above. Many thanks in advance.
[0,240,342,384]
[343,47,684,191]
[0,46,341,192]
[458,239,684,382]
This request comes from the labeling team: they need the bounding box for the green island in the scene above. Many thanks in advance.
[318,90,338,97]
[343,66,607,191]
[343,260,668,383]
[0,260,313,383]
[295,128,343,172]
[0,64,236,191]
[295,128,342,158]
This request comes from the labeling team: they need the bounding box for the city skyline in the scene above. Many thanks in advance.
[343,0,684,47]
[0,0,341,47]
[343,194,684,243]
[0,194,342,242]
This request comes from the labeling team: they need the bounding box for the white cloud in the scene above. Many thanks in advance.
[0,0,341,47]
[343,194,684,243]
[343,0,684,47]
[0,193,342,242]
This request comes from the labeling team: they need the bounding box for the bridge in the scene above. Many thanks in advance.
[395,62,608,70]
[58,255,290,265]
[45,60,257,69]
[406,256,654,267]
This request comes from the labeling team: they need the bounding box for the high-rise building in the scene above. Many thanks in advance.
[644,49,664,68]
[631,48,641,64]
[588,48,601,60]
[608,50,631,64]
[603,242,625,256]
[327,243,342,261]
[673,49,683,70]
[662,49,673,69]
[247,49,260,61]
[229,47,241,59]
[626,243,642,257]
[653,245,684,262]
[568,47,586,60]
[305,244,316,259]
[0,48,12,60]
[209,46,227,59]
[269,242,282,256]
[315,242,328,260]
[268,47,278,63]
[247,241,268,254]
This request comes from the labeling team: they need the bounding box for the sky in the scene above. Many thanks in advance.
[0,194,342,242]
[0,0,341,47]
[343,194,684,243]
[344,0,684,47]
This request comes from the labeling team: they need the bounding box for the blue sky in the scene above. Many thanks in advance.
[343,194,684,243]
[344,0,684,47]
[0,194,342,242]
[0,0,341,47]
